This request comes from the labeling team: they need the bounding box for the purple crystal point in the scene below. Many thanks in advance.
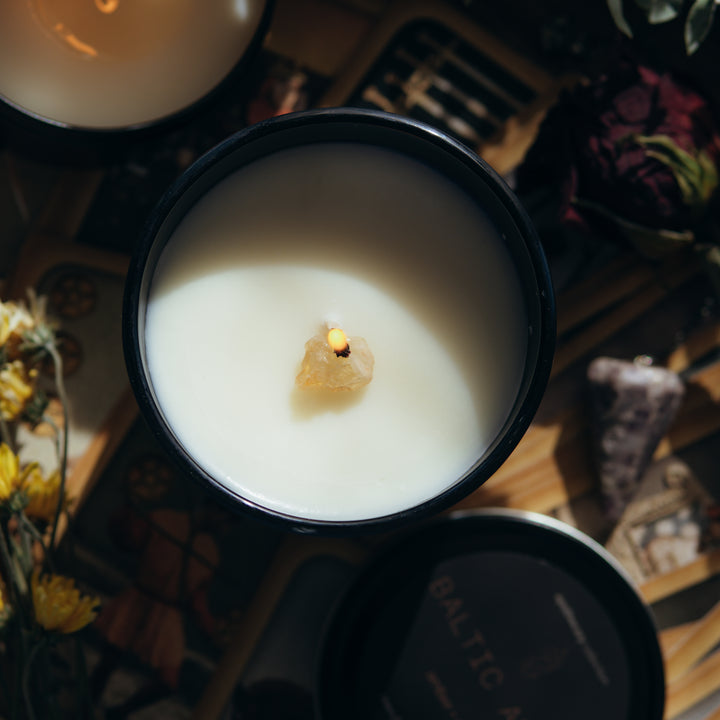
[587,356,685,521]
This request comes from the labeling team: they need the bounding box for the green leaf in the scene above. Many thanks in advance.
[572,197,695,258]
[649,0,684,23]
[635,134,719,210]
[647,0,684,23]
[621,222,695,258]
[698,151,720,200]
[685,0,716,54]
[607,0,634,36]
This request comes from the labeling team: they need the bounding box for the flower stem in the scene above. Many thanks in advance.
[10,622,25,720]
[21,639,43,720]
[0,522,31,626]
[19,513,54,573]
[47,345,68,553]
[0,648,14,718]
[17,514,33,577]
[41,415,62,465]
[0,413,14,453]
[0,523,19,607]
[75,635,92,720]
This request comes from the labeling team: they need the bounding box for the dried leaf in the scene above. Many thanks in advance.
[635,134,719,209]
[607,0,635,36]
[685,0,717,54]
[647,0,683,23]
[573,196,695,257]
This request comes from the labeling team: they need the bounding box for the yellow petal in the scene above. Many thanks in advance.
[0,443,20,501]
[32,570,100,634]
[0,361,37,421]
[23,468,66,523]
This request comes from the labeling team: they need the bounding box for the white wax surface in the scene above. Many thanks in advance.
[0,0,265,128]
[145,143,528,521]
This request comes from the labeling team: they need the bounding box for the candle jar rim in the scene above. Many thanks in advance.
[0,0,275,164]
[123,107,556,535]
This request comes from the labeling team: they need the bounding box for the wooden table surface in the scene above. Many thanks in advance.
[2,2,719,719]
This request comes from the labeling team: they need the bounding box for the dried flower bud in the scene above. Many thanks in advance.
[518,59,720,245]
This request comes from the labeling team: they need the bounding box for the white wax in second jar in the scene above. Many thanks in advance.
[145,143,528,521]
[0,0,265,128]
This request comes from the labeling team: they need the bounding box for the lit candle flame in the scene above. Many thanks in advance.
[29,0,121,59]
[94,0,120,14]
[296,330,373,390]
[327,328,350,357]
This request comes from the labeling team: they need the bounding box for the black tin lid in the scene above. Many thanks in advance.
[317,509,665,720]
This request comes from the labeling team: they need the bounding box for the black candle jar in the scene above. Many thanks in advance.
[317,509,665,719]
[123,108,556,534]
[0,0,274,162]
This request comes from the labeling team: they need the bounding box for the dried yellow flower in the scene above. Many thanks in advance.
[0,292,56,368]
[0,581,9,629]
[0,299,35,352]
[0,443,47,507]
[31,570,100,634]
[22,467,67,523]
[0,442,22,502]
[0,360,37,421]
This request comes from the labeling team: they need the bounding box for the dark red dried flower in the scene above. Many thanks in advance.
[517,60,720,234]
